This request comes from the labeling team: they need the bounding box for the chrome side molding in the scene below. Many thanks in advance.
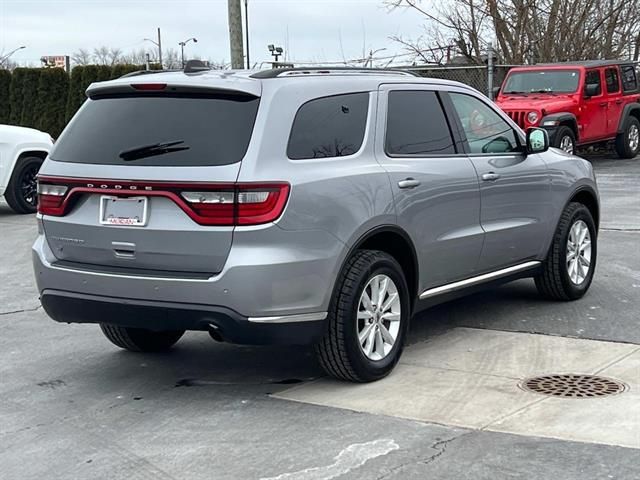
[248,312,328,324]
[419,261,541,300]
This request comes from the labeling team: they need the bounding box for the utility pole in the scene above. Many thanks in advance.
[228,0,244,69]
[157,27,163,70]
[244,0,250,69]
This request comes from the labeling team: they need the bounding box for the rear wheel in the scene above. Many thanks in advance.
[535,202,597,301]
[553,126,576,155]
[615,116,640,159]
[4,156,42,214]
[100,324,184,352]
[315,250,410,382]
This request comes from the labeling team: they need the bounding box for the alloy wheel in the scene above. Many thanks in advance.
[20,164,39,207]
[628,124,639,152]
[357,274,401,361]
[559,135,574,154]
[566,220,592,285]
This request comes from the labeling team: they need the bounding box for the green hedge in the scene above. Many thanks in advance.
[1,64,148,137]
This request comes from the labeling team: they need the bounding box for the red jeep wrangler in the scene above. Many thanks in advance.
[496,61,640,158]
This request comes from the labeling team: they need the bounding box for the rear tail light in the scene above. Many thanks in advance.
[37,183,68,216]
[37,176,289,226]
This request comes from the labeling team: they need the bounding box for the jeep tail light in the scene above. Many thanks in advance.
[36,176,290,226]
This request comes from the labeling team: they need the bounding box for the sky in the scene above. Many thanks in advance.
[0,0,429,67]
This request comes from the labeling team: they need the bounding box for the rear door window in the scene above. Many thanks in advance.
[50,93,260,166]
[385,90,456,156]
[287,93,369,160]
[621,66,638,92]
[605,68,620,94]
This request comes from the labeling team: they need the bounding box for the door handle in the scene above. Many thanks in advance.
[599,102,608,107]
[398,178,421,189]
[615,99,623,105]
[481,172,501,181]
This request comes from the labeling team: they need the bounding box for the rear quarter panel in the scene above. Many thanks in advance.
[0,127,51,193]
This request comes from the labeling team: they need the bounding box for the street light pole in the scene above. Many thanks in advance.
[0,45,26,66]
[178,38,197,67]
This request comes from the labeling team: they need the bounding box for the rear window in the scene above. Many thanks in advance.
[50,93,260,166]
[287,93,369,160]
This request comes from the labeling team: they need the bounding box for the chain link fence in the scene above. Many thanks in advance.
[404,64,518,99]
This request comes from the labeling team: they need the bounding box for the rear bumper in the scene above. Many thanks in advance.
[41,289,326,345]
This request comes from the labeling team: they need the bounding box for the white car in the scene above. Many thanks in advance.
[0,124,53,214]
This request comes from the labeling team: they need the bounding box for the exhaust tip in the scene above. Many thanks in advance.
[207,323,225,342]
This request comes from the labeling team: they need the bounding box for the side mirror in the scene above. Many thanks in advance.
[492,86,501,99]
[526,128,549,154]
[584,83,601,97]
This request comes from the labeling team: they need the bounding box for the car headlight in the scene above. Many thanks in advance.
[527,111,539,124]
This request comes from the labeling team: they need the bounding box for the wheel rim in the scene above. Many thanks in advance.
[559,135,574,154]
[20,164,39,207]
[628,124,639,152]
[566,220,592,285]
[357,274,401,361]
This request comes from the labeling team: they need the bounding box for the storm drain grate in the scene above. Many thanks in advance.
[520,374,627,398]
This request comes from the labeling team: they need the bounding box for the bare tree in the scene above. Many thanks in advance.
[386,0,640,64]
[71,48,92,66]
[92,46,110,65]
[107,48,122,66]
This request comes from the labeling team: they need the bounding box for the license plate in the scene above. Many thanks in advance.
[100,196,148,227]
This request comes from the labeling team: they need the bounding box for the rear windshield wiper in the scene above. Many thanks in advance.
[119,140,190,161]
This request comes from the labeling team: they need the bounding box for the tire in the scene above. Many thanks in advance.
[552,126,576,155]
[615,116,640,159]
[535,202,597,301]
[100,324,184,352]
[315,250,410,382]
[4,156,42,214]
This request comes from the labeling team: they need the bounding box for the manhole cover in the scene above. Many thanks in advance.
[520,374,627,398]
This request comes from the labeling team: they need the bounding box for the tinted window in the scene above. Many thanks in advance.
[585,70,602,96]
[605,68,620,94]
[51,94,259,166]
[385,91,455,155]
[621,66,638,92]
[503,70,580,94]
[287,93,369,160]
[450,93,519,154]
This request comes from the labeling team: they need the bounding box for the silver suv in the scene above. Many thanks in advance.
[32,66,599,382]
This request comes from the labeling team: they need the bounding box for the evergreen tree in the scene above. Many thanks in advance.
[35,68,69,138]
[19,68,42,128]
[8,68,26,125]
[65,66,86,122]
[0,69,11,124]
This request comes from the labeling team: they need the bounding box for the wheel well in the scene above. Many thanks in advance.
[560,119,579,141]
[18,150,48,163]
[570,190,599,229]
[358,230,418,302]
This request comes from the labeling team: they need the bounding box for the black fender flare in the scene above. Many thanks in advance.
[540,112,579,140]
[616,103,640,134]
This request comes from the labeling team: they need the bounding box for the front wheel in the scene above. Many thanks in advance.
[100,324,184,352]
[535,202,597,301]
[553,126,576,155]
[4,156,42,214]
[315,250,410,382]
[615,116,640,159]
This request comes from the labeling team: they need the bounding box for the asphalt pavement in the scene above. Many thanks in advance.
[1,154,638,479]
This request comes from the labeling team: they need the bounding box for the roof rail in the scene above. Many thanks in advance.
[250,67,418,79]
